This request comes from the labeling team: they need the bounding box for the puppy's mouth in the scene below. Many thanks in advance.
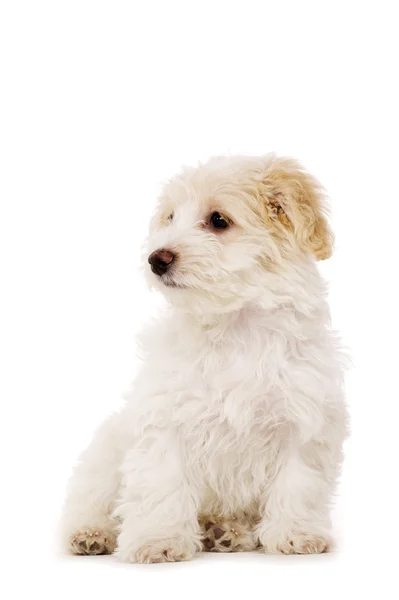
[161,276,185,289]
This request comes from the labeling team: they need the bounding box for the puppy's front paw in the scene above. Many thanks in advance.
[122,537,196,564]
[263,531,330,555]
[69,528,117,555]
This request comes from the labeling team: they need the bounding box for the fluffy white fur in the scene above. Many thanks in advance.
[61,154,348,562]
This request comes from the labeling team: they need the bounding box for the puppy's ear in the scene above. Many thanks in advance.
[262,157,333,260]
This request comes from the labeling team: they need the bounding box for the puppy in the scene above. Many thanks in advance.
[61,154,348,562]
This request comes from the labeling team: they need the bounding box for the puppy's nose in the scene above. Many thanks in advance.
[148,249,175,276]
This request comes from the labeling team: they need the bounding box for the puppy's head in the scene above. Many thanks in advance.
[146,154,333,314]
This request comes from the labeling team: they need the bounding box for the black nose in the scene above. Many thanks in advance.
[148,249,175,276]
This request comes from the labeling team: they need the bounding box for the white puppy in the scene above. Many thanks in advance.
[61,154,348,563]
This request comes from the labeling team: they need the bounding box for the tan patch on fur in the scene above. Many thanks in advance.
[261,157,333,260]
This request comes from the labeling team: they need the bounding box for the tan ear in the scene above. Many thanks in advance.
[262,156,333,260]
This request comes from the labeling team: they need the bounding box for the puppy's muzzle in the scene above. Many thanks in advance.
[148,249,175,276]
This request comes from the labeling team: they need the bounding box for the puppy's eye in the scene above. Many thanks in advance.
[210,212,229,230]
[168,212,174,222]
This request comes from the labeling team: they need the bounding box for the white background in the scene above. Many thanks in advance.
[1,1,398,598]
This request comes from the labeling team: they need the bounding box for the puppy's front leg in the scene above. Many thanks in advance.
[116,427,201,563]
[256,438,341,555]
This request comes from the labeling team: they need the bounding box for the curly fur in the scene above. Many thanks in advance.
[60,154,348,563]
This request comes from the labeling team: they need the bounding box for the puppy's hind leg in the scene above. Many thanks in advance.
[200,515,259,553]
[60,410,130,555]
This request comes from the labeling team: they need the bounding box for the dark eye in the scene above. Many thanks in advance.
[168,212,174,222]
[210,212,229,230]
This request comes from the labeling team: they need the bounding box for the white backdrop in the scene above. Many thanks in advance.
[1,1,398,598]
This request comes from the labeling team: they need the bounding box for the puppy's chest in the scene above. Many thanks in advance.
[169,334,286,431]
[185,335,282,397]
